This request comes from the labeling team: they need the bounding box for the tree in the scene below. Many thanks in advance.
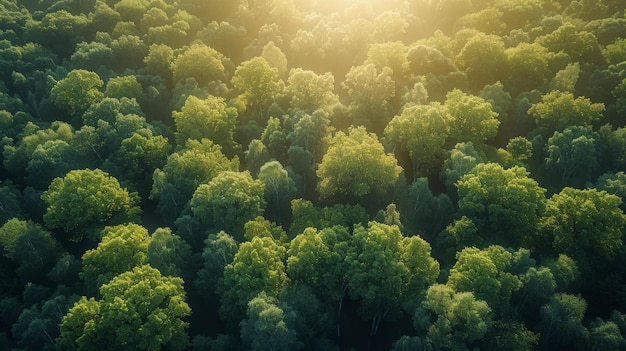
[171,44,228,86]
[11,221,60,284]
[539,293,589,350]
[218,237,288,323]
[440,142,484,195]
[104,75,145,102]
[317,126,402,206]
[455,33,507,89]
[346,222,438,335]
[342,63,395,133]
[589,318,624,351]
[232,57,284,122]
[194,231,238,307]
[80,224,150,296]
[413,284,492,351]
[385,102,452,176]
[106,131,171,186]
[245,139,271,178]
[57,265,191,351]
[49,69,104,117]
[545,126,600,187]
[258,161,296,225]
[505,42,552,93]
[25,139,76,190]
[540,187,625,271]
[286,68,338,113]
[11,290,79,351]
[536,23,601,64]
[445,89,500,145]
[528,91,605,137]
[24,10,90,58]
[447,246,522,311]
[190,171,265,239]
[150,139,239,221]
[456,163,546,248]
[172,95,238,154]
[240,291,302,351]
[243,217,288,243]
[146,228,193,279]
[42,169,141,242]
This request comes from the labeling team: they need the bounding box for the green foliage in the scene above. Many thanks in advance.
[171,44,228,86]
[150,139,239,221]
[385,102,451,176]
[42,169,141,241]
[346,222,439,334]
[49,69,104,117]
[529,91,605,137]
[146,227,193,278]
[342,63,395,132]
[232,56,284,122]
[80,224,150,296]
[414,284,492,351]
[57,265,191,351]
[258,161,297,225]
[545,126,600,187]
[286,68,338,112]
[317,126,401,206]
[240,291,302,351]
[539,293,589,350]
[445,89,500,145]
[447,246,522,311]
[190,171,265,239]
[172,95,238,153]
[456,163,546,248]
[218,236,288,323]
[540,187,625,270]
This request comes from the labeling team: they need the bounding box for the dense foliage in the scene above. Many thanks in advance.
[0,0,626,350]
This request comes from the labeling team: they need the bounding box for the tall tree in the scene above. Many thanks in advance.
[258,161,296,226]
[539,187,625,271]
[49,70,104,118]
[240,292,302,351]
[218,237,288,323]
[545,126,600,188]
[528,91,605,137]
[42,169,141,242]
[232,57,284,122]
[190,171,265,239]
[346,222,438,335]
[57,265,191,351]
[172,95,238,154]
[150,139,239,222]
[317,126,402,207]
[456,163,546,248]
[385,102,452,176]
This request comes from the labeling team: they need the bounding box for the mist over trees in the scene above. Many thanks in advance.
[1,0,626,350]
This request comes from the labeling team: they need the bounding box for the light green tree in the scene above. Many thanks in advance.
[456,163,546,248]
[50,70,104,117]
[57,265,191,351]
[540,187,625,270]
[385,102,452,176]
[346,222,439,335]
[42,169,141,241]
[317,126,401,206]
[528,91,604,136]
[190,171,265,239]
[218,236,289,323]
[80,223,150,296]
[172,95,238,153]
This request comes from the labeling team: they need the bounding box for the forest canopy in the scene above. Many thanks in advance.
[1,0,626,350]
